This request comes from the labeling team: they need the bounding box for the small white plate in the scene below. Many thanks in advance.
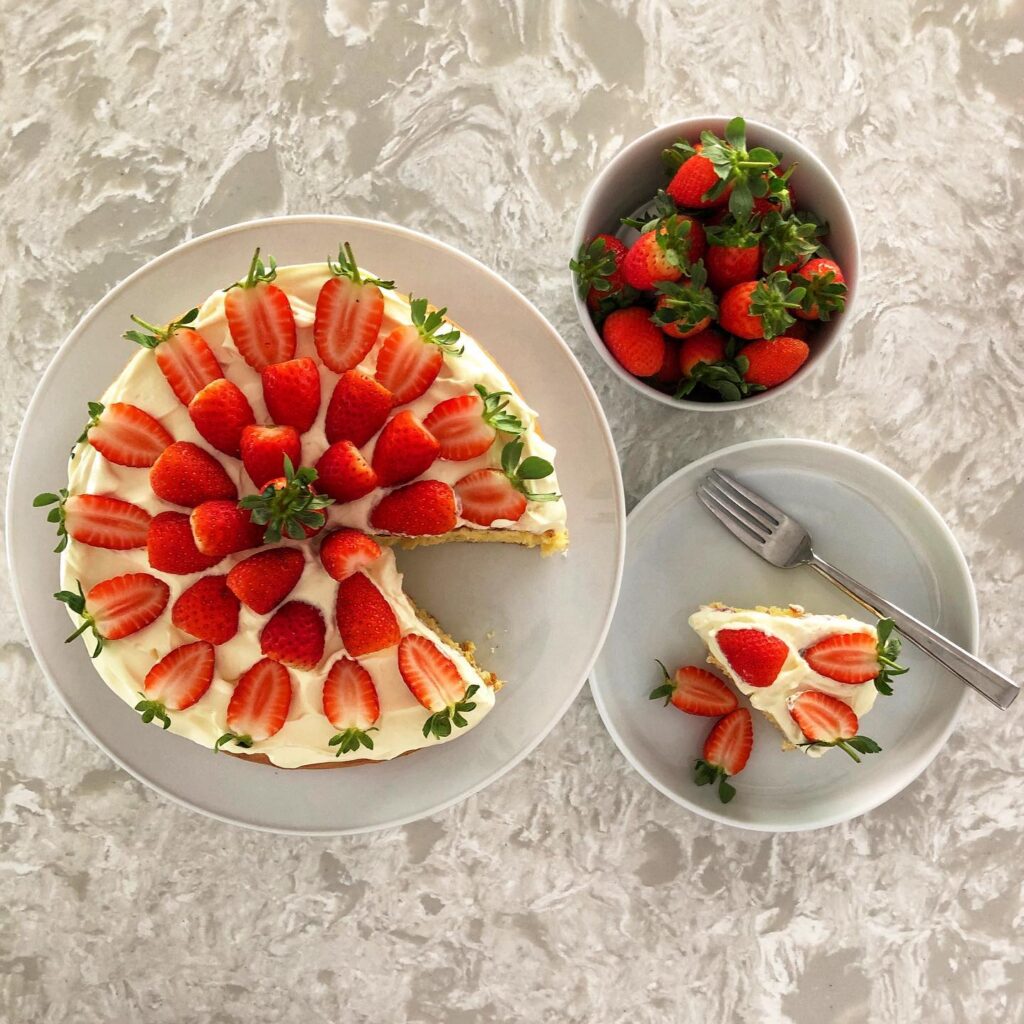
[7,215,625,835]
[591,438,977,832]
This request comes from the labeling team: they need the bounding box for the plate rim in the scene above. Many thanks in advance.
[589,435,978,833]
[6,213,627,835]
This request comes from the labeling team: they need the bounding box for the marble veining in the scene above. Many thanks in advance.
[1,0,1022,1021]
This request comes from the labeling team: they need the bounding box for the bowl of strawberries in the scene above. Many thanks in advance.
[569,116,858,409]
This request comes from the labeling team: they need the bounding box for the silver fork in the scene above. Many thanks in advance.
[697,468,1019,710]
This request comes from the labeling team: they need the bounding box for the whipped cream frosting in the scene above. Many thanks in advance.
[60,263,566,767]
[688,604,879,757]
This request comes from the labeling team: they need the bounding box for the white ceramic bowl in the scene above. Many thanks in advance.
[570,116,860,411]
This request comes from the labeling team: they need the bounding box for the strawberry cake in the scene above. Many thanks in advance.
[38,245,568,768]
[688,603,906,759]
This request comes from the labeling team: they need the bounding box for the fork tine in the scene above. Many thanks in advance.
[698,481,772,540]
[696,484,770,553]
[704,473,779,532]
[708,469,786,525]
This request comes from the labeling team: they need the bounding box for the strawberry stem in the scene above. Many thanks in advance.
[54,581,104,657]
[327,242,394,289]
[238,456,334,543]
[649,659,676,705]
[215,731,253,751]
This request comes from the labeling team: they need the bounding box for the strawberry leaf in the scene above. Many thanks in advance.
[123,308,200,348]
[35,487,70,552]
[327,242,394,289]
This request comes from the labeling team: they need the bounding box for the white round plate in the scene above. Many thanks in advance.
[591,438,977,832]
[7,215,625,835]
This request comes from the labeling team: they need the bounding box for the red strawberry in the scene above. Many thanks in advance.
[760,211,823,275]
[649,340,682,388]
[38,492,151,551]
[693,707,753,803]
[679,329,727,377]
[314,243,392,373]
[261,357,321,434]
[56,572,170,656]
[124,309,223,406]
[716,628,789,688]
[622,214,706,291]
[375,297,463,405]
[649,661,738,716]
[398,633,478,739]
[147,511,223,574]
[423,386,523,462]
[150,441,237,507]
[569,234,629,310]
[718,272,803,340]
[190,500,265,557]
[790,691,881,762]
[705,216,763,291]
[371,411,440,487]
[803,632,878,684]
[136,641,216,727]
[171,574,240,645]
[325,369,394,447]
[369,479,457,535]
[319,529,382,581]
[651,260,717,340]
[315,441,378,503]
[216,658,292,748]
[335,573,400,656]
[260,600,325,670]
[741,336,809,389]
[455,440,557,527]
[602,306,666,376]
[793,258,847,321]
[323,656,381,754]
[223,249,296,371]
[226,547,305,614]
[81,401,172,468]
[666,143,730,209]
[188,378,256,457]
[240,425,302,489]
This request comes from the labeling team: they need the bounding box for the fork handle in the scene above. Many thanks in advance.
[808,554,1019,710]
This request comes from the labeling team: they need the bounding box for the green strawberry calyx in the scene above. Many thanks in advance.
[499,440,559,503]
[699,117,781,220]
[238,456,335,542]
[873,618,908,695]
[134,693,171,730]
[226,247,278,292]
[53,580,104,658]
[661,138,699,172]
[33,488,70,552]
[569,236,621,298]
[649,659,677,705]
[475,384,524,436]
[215,731,253,751]
[760,211,826,274]
[123,307,200,349]
[408,296,463,355]
[651,260,718,334]
[749,272,805,339]
[798,735,882,763]
[422,684,480,740]
[705,215,762,250]
[327,241,394,289]
[693,758,737,804]
[73,401,105,455]
[674,337,764,403]
[793,263,847,321]
[329,726,378,755]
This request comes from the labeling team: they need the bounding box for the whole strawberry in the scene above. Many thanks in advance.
[760,210,824,274]
[704,216,762,291]
[741,336,810,389]
[664,142,730,210]
[691,117,781,220]
[718,272,805,340]
[569,234,630,310]
[602,307,666,377]
[651,260,718,339]
[793,258,847,320]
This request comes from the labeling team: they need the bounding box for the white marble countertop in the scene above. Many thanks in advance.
[2,1,1022,1021]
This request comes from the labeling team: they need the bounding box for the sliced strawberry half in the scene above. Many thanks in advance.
[422,385,524,461]
[240,424,302,489]
[261,357,321,434]
[171,574,240,646]
[397,634,479,740]
[260,600,326,671]
[715,628,789,688]
[371,410,440,487]
[81,401,172,468]
[314,242,393,373]
[369,480,457,536]
[226,547,305,614]
[454,440,558,527]
[136,640,216,729]
[55,573,170,657]
[150,441,237,507]
[335,572,400,657]
[649,661,738,716]
[374,297,463,405]
[216,658,293,749]
[324,369,394,447]
[124,308,223,406]
[319,529,382,581]
[223,248,297,371]
[693,707,753,803]
[190,500,265,558]
[789,691,881,763]
[188,378,256,458]
[803,632,879,684]
[147,511,223,574]
[323,656,381,755]
[35,491,150,552]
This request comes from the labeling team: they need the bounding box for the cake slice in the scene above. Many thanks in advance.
[688,603,905,758]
